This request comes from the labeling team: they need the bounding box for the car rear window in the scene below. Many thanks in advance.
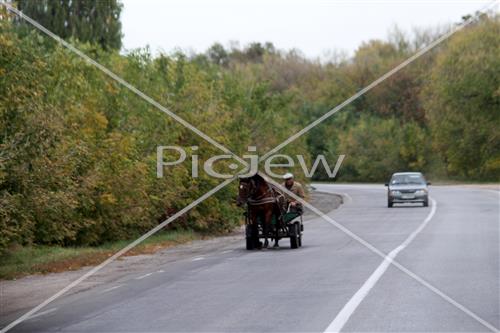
[391,174,425,185]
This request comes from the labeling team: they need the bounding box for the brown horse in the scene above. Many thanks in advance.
[237,173,285,249]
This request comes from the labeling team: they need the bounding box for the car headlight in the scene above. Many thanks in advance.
[415,190,427,196]
[390,190,401,196]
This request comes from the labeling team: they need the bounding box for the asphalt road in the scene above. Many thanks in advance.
[4,184,499,332]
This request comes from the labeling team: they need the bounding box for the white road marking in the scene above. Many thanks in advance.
[324,198,437,332]
[157,269,165,273]
[26,308,57,320]
[191,257,205,261]
[220,250,232,254]
[486,189,500,196]
[135,273,153,280]
[340,192,353,203]
[101,285,124,293]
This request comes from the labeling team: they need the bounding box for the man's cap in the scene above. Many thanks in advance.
[283,172,294,179]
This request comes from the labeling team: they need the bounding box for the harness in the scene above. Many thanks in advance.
[244,181,286,217]
[247,196,276,205]
[244,180,273,205]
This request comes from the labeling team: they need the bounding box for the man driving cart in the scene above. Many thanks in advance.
[282,173,305,214]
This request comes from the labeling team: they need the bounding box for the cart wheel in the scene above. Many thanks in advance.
[245,225,255,250]
[290,223,299,249]
[298,234,302,247]
[246,237,254,250]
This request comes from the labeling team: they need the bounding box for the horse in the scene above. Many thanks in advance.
[237,173,285,249]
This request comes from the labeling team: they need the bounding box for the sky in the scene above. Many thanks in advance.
[120,0,494,59]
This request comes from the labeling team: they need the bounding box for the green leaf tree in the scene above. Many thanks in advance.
[16,0,123,50]
[423,16,500,180]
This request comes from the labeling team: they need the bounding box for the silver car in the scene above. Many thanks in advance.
[385,172,430,207]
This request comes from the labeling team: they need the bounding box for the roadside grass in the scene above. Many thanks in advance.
[0,229,206,280]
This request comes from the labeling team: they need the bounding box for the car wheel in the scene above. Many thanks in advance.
[388,200,393,208]
[423,197,429,207]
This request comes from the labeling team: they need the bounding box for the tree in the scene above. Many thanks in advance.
[337,116,429,182]
[207,43,228,66]
[16,0,123,50]
[423,16,500,180]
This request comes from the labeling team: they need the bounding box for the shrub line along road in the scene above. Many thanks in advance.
[1,184,498,332]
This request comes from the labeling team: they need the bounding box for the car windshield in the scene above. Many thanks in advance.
[390,174,425,185]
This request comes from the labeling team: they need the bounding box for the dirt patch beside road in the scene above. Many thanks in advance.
[304,190,343,217]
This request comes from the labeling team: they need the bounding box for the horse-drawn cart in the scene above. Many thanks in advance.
[244,208,303,249]
[238,173,305,250]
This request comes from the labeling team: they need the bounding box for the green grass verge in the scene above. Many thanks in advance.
[0,230,203,280]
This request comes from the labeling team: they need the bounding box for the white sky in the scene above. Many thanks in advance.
[121,0,494,59]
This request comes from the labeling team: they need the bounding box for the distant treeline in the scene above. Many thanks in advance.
[0,3,498,251]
